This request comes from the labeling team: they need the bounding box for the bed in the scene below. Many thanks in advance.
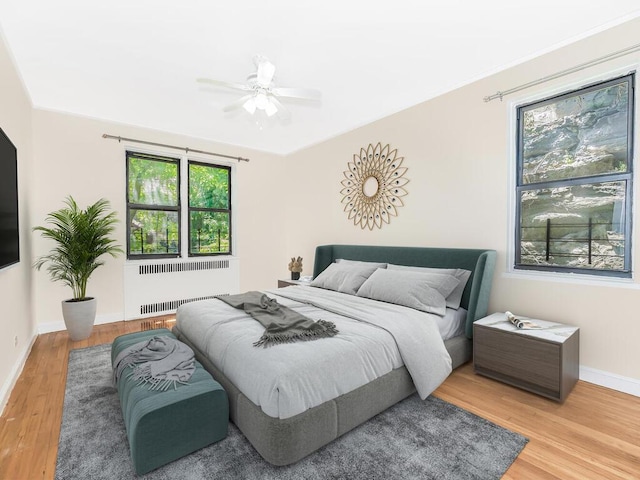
[173,244,496,465]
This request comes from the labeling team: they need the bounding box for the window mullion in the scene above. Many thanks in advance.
[127,203,179,212]
[519,172,632,191]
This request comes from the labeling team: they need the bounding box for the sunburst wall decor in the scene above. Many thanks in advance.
[340,143,409,230]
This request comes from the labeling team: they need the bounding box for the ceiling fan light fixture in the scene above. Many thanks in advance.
[243,97,257,115]
[254,92,269,110]
[264,100,278,117]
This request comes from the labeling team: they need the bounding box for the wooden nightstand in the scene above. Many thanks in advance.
[473,312,579,402]
[277,279,311,288]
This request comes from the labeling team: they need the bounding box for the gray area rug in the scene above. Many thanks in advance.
[56,344,528,479]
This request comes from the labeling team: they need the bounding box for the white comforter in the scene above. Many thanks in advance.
[176,286,452,419]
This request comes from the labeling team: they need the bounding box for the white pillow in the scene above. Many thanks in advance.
[356,269,458,316]
[387,264,471,309]
[310,262,380,295]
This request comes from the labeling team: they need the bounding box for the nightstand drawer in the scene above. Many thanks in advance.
[474,327,560,391]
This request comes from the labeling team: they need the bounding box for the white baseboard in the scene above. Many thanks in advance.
[580,366,640,397]
[0,333,37,416]
[37,312,124,334]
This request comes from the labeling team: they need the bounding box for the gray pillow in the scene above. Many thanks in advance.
[356,269,458,316]
[310,262,380,295]
[387,264,471,309]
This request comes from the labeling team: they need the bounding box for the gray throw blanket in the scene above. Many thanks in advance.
[219,291,338,347]
[113,335,196,391]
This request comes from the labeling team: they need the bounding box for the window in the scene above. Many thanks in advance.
[188,161,231,255]
[127,152,180,258]
[515,73,634,277]
[126,151,232,259]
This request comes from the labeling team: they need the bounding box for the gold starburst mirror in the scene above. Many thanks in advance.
[341,143,409,230]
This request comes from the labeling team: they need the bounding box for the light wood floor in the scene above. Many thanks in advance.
[1,318,639,479]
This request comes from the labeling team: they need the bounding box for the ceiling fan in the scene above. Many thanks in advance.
[197,55,321,121]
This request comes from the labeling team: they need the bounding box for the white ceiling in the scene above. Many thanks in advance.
[1,1,639,155]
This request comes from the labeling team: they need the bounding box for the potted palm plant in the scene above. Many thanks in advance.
[34,196,122,341]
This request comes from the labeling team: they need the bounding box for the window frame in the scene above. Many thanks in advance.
[126,151,181,260]
[187,160,232,257]
[514,73,635,278]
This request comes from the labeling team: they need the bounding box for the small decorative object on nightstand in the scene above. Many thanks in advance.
[473,312,579,402]
[288,256,303,280]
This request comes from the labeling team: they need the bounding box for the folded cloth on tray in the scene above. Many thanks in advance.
[219,291,338,347]
[113,335,196,390]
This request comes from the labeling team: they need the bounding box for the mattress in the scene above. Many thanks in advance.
[175,285,452,419]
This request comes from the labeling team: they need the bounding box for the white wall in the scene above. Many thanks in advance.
[0,28,35,410]
[283,18,640,387]
[30,111,288,330]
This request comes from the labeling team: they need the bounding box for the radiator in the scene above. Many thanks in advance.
[123,257,240,320]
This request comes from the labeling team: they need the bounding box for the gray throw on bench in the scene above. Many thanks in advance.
[219,291,338,347]
[113,335,196,390]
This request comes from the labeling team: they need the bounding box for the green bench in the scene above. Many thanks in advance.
[111,328,228,475]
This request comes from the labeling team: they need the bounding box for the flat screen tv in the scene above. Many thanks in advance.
[0,127,19,270]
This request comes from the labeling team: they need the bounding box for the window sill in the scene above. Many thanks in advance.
[503,269,640,289]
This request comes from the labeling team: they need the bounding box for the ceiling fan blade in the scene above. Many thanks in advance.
[197,78,252,92]
[269,96,291,121]
[222,94,255,112]
[271,87,321,100]
[256,59,276,86]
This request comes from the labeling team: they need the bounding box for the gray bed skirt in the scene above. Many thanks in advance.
[173,326,471,466]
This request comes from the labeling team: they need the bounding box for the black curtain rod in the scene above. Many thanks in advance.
[102,134,250,162]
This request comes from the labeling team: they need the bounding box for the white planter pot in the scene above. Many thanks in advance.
[61,297,97,341]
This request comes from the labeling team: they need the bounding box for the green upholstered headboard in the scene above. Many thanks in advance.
[312,244,497,339]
